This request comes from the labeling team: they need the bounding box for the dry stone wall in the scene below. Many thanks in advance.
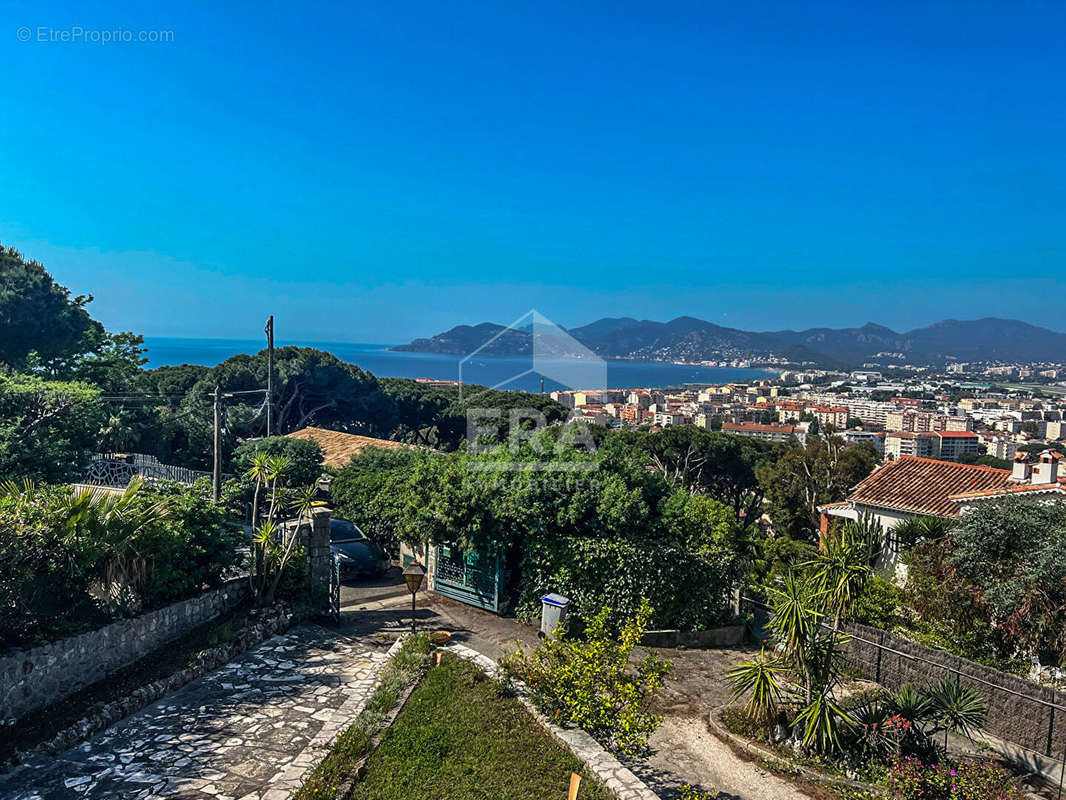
[0,579,247,723]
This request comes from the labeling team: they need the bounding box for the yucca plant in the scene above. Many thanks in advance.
[727,648,785,736]
[892,515,951,550]
[244,451,323,605]
[768,569,822,702]
[847,698,893,763]
[793,686,849,751]
[925,676,987,748]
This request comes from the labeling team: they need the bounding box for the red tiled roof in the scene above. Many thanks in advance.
[723,422,796,433]
[937,431,978,438]
[846,455,1012,517]
[950,479,1066,501]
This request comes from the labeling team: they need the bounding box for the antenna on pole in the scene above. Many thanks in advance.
[265,315,274,436]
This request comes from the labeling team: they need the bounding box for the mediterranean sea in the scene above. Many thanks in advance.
[142,337,775,391]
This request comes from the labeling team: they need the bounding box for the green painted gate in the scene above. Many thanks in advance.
[432,544,503,613]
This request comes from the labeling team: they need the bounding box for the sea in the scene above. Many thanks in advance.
[142,337,775,391]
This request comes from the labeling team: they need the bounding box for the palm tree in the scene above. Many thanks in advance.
[4,478,170,611]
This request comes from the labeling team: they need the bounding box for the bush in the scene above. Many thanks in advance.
[134,480,244,607]
[888,756,1023,800]
[517,535,736,632]
[0,479,242,647]
[851,574,902,628]
[501,599,671,758]
[0,375,106,483]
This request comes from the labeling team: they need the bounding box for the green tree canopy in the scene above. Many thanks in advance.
[0,245,104,369]
[759,436,878,542]
[938,498,1066,665]
[0,375,107,482]
[232,435,325,487]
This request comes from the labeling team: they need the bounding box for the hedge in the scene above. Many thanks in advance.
[517,535,736,632]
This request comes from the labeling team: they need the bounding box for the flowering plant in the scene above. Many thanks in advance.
[888,756,1024,800]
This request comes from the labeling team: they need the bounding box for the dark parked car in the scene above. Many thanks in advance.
[329,519,390,577]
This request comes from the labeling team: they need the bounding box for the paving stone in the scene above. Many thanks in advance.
[0,625,394,800]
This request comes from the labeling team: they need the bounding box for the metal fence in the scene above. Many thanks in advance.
[85,453,213,487]
[740,595,1066,785]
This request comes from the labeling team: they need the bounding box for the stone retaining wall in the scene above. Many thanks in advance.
[640,624,745,649]
[0,579,248,723]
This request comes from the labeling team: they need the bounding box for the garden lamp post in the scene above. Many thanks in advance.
[402,562,426,636]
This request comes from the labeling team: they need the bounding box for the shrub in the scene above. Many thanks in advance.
[134,480,244,608]
[517,535,736,632]
[0,375,106,483]
[500,599,671,758]
[0,479,242,647]
[851,574,902,628]
[888,756,1023,800]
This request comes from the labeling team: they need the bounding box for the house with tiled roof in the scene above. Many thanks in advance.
[820,450,1066,569]
[285,426,418,470]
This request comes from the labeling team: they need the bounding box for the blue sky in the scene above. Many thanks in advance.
[1,0,1063,342]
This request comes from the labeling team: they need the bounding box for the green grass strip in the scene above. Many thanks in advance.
[348,653,615,800]
[292,633,431,800]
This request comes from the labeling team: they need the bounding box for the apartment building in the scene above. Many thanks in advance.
[841,429,885,453]
[1045,420,1066,441]
[722,421,800,443]
[845,400,896,427]
[936,431,980,461]
[885,411,973,433]
[619,404,650,424]
[885,432,940,459]
[981,434,1018,461]
[654,410,691,427]
[810,405,849,430]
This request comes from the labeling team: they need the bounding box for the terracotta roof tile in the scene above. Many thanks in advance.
[949,480,1066,500]
[723,422,796,433]
[846,455,1012,517]
[285,426,417,469]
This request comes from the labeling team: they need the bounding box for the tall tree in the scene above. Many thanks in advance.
[759,436,878,542]
[640,425,779,526]
[0,245,104,369]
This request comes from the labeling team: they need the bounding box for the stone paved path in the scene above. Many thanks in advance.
[0,625,391,800]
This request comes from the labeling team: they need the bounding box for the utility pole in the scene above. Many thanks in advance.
[265,315,274,437]
[212,385,221,502]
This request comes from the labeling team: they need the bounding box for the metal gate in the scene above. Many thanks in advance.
[327,552,341,625]
[433,544,503,613]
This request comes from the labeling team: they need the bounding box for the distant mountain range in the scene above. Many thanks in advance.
[391,317,1066,367]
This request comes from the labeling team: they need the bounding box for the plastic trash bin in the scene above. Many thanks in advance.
[540,593,571,638]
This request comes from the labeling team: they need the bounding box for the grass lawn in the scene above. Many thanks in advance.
[348,653,615,800]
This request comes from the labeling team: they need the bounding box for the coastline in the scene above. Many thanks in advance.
[142,337,777,391]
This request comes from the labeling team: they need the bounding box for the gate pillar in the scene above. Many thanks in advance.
[306,508,333,615]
